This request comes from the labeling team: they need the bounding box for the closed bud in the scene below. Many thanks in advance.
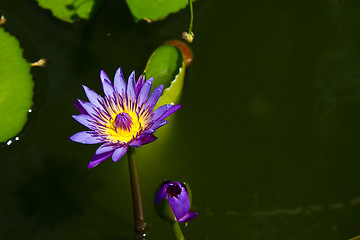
[154,180,198,222]
[182,32,194,43]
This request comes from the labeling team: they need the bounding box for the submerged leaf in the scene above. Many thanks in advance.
[36,0,102,22]
[0,27,34,142]
[126,0,190,22]
[143,44,186,107]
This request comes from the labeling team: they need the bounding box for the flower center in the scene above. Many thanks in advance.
[166,184,181,198]
[114,112,133,132]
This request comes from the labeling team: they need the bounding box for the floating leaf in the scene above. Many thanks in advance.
[0,26,34,142]
[164,40,194,67]
[36,0,102,22]
[126,0,190,22]
[143,44,186,107]
[136,42,192,163]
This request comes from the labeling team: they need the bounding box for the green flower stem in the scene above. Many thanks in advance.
[127,147,146,236]
[188,0,194,35]
[171,221,185,240]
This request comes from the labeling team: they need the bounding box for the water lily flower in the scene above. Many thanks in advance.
[70,68,181,168]
[154,180,198,222]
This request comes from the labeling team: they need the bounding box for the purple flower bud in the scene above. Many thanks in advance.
[154,180,198,222]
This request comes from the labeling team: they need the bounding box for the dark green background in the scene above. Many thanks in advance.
[1,0,360,239]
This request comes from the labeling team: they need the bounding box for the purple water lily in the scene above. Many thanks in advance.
[70,68,181,168]
[155,180,198,222]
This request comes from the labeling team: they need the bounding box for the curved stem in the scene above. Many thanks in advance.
[127,147,146,237]
[188,0,194,35]
[171,221,185,240]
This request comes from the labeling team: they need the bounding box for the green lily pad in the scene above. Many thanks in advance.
[36,0,102,22]
[0,27,34,142]
[143,45,186,107]
[126,0,190,22]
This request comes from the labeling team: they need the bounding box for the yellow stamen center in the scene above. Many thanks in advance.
[106,109,141,143]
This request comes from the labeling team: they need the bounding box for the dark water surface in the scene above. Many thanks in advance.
[1,0,360,239]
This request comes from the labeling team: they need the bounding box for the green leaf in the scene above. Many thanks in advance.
[143,45,186,107]
[125,0,189,22]
[36,0,102,22]
[0,27,34,142]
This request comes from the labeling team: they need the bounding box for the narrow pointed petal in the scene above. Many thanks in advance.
[74,101,87,115]
[129,141,142,148]
[70,131,103,144]
[95,143,117,155]
[177,212,198,223]
[114,67,126,97]
[140,133,157,145]
[83,137,103,144]
[88,151,113,169]
[130,133,157,147]
[145,85,164,110]
[100,70,115,99]
[82,85,104,110]
[127,71,136,100]
[100,70,111,83]
[72,114,94,129]
[137,78,153,107]
[154,183,169,205]
[157,105,181,121]
[135,74,146,95]
[77,99,98,116]
[167,187,191,221]
[152,104,172,121]
[112,145,128,162]
[147,120,168,133]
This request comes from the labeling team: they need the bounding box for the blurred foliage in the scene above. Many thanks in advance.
[35,0,190,23]
[36,0,102,22]
[0,26,33,142]
[125,0,190,22]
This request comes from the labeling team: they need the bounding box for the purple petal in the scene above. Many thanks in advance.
[112,145,128,162]
[74,101,87,115]
[129,134,157,147]
[152,104,172,121]
[145,85,164,110]
[88,151,113,169]
[157,105,181,121]
[100,70,111,83]
[129,140,142,148]
[137,78,153,107]
[114,67,126,97]
[167,185,190,221]
[127,71,136,101]
[72,114,94,129]
[70,131,103,144]
[146,120,168,134]
[83,137,103,144]
[177,212,198,223]
[154,183,169,205]
[82,85,104,110]
[95,143,117,155]
[135,75,146,96]
[100,70,115,99]
[77,100,98,117]
[141,134,157,145]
